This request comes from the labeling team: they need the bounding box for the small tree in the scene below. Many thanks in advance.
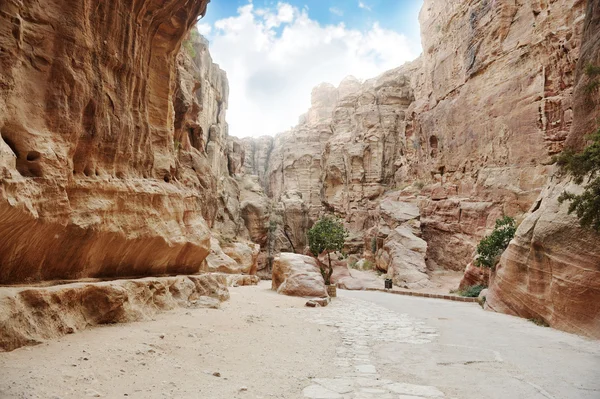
[475,216,517,269]
[307,217,348,285]
[556,128,600,232]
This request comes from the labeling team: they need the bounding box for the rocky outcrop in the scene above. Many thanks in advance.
[0,274,230,352]
[487,178,600,338]
[243,0,587,291]
[0,0,216,284]
[0,0,272,284]
[487,0,600,339]
[272,253,328,298]
[205,238,259,275]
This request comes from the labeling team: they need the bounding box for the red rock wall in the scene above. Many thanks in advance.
[487,0,600,339]
[411,0,586,270]
[0,0,215,283]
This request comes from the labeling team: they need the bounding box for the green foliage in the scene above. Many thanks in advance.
[174,139,182,151]
[183,28,200,58]
[475,217,517,269]
[413,181,425,190]
[307,216,349,285]
[556,129,600,232]
[456,285,486,298]
[585,80,600,94]
[362,260,374,271]
[586,63,600,77]
[370,237,377,253]
[585,64,600,94]
[529,318,550,327]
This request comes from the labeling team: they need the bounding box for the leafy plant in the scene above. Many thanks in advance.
[307,216,349,285]
[174,139,182,151]
[370,237,377,253]
[475,216,517,269]
[362,260,374,271]
[529,318,550,327]
[183,28,200,58]
[585,63,600,94]
[556,129,600,232]
[455,285,485,298]
[586,63,600,77]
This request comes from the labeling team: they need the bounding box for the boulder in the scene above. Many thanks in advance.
[272,253,328,298]
[205,238,259,275]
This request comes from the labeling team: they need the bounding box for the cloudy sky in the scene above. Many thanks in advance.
[197,0,423,138]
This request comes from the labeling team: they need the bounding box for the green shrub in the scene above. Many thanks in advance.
[370,237,377,253]
[475,216,517,269]
[456,285,485,298]
[556,129,600,232]
[307,216,349,285]
[529,318,550,327]
[362,260,374,270]
[585,64,600,94]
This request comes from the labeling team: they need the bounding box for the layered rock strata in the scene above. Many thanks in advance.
[486,0,600,339]
[0,1,268,284]
[0,274,230,352]
[243,0,587,291]
[0,0,214,283]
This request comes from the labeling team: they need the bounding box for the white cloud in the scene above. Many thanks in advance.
[329,7,344,16]
[200,2,417,138]
[358,1,372,11]
[197,23,212,36]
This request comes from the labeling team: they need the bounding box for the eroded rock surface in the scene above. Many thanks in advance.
[486,0,600,339]
[272,253,328,298]
[0,274,230,352]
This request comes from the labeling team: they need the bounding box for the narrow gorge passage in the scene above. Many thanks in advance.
[2,284,597,399]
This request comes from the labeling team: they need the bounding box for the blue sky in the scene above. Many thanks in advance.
[197,1,424,138]
[201,0,423,48]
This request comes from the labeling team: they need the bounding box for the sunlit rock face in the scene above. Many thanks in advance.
[408,0,586,271]
[0,0,268,284]
[243,0,587,293]
[487,0,600,339]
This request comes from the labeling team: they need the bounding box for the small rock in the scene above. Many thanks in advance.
[159,334,165,339]
[212,372,221,377]
[305,300,319,308]
[85,389,102,397]
[239,386,248,392]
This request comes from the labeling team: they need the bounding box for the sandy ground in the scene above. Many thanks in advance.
[0,282,338,399]
[2,281,598,399]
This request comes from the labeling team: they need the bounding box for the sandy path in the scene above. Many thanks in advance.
[0,282,338,399]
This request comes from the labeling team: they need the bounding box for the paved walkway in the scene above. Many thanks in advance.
[298,290,600,399]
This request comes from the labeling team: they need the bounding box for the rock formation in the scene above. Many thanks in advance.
[0,0,271,284]
[272,253,328,298]
[240,0,599,337]
[486,0,600,339]
[0,274,230,352]
[243,0,586,289]
[0,0,214,283]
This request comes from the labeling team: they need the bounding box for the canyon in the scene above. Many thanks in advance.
[0,0,598,351]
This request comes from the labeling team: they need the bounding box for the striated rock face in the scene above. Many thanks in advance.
[0,0,218,283]
[0,0,271,284]
[487,0,600,339]
[271,253,328,298]
[0,274,230,352]
[410,0,585,270]
[487,178,600,338]
[244,0,587,291]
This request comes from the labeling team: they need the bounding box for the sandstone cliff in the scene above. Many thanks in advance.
[243,0,586,290]
[486,0,600,339]
[0,0,269,284]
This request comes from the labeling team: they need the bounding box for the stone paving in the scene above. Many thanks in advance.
[295,297,452,399]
